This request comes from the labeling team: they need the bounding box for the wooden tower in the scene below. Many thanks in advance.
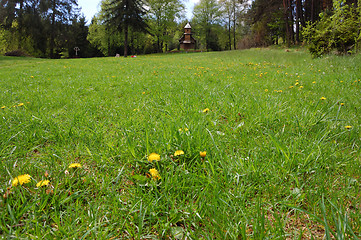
[179,23,196,50]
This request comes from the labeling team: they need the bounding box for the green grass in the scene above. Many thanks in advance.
[1,49,361,239]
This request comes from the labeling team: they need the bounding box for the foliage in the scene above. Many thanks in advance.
[0,26,11,54]
[88,14,117,56]
[102,0,148,57]
[4,49,30,56]
[303,0,361,57]
[88,2,152,56]
[2,0,360,57]
[218,0,245,50]
[147,0,185,52]
[192,0,222,50]
[243,0,283,47]
[267,9,286,44]
[0,0,86,58]
[67,16,102,58]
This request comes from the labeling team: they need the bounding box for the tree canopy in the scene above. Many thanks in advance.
[102,0,148,57]
[1,0,360,57]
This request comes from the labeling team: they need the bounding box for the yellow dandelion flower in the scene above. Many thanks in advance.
[340,103,345,106]
[200,151,207,158]
[203,108,210,113]
[295,82,299,85]
[312,81,316,84]
[12,174,31,187]
[142,92,146,94]
[18,103,24,107]
[320,97,326,100]
[345,126,352,129]
[148,153,160,162]
[36,180,50,188]
[265,89,268,92]
[174,150,184,156]
[69,163,82,169]
[149,168,161,180]
[1,106,5,109]
[299,86,304,89]
[179,128,189,132]
[278,90,283,93]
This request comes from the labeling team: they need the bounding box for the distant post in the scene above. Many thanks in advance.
[74,47,80,57]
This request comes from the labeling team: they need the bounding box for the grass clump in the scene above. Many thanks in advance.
[1,49,361,238]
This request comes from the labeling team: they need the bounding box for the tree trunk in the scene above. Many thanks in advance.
[283,0,291,47]
[50,0,56,58]
[232,0,236,50]
[206,26,211,51]
[311,0,314,22]
[130,29,134,55]
[288,0,295,43]
[299,0,306,27]
[164,29,168,52]
[228,20,231,50]
[233,21,236,50]
[107,28,111,56]
[295,0,301,43]
[124,24,128,57]
[18,0,24,49]
[157,34,160,53]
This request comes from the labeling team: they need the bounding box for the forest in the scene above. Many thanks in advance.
[0,0,360,58]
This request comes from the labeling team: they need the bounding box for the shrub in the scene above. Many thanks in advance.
[303,0,361,57]
[4,49,31,57]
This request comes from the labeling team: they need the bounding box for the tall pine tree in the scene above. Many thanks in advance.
[43,0,79,58]
[103,0,148,57]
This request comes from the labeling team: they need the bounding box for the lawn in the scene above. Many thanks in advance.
[0,49,361,239]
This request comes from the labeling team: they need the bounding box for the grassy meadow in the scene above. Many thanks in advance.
[0,48,361,239]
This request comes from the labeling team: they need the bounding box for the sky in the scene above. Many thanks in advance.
[77,0,199,24]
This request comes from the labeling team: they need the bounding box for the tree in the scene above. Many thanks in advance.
[88,15,108,56]
[0,0,26,48]
[22,0,48,56]
[103,0,148,57]
[0,0,17,29]
[0,0,47,54]
[43,0,79,58]
[303,0,361,57]
[244,0,283,47]
[67,15,98,57]
[282,0,294,46]
[219,0,232,50]
[88,13,124,56]
[192,0,221,50]
[147,0,185,52]
[219,0,244,50]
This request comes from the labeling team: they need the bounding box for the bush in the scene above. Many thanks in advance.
[303,0,361,57]
[4,49,31,57]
